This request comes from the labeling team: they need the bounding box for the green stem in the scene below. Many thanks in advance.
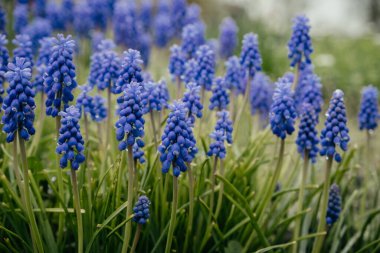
[165,176,178,253]
[184,163,194,251]
[12,134,23,194]
[121,146,135,253]
[233,76,251,141]
[215,159,224,218]
[18,133,44,253]
[56,115,65,245]
[130,224,142,253]
[71,170,83,253]
[210,156,218,213]
[150,111,158,149]
[292,150,310,253]
[311,155,333,253]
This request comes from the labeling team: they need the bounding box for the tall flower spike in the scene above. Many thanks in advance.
[326,184,341,226]
[89,0,108,31]
[288,15,313,68]
[142,81,169,114]
[240,33,262,79]
[33,37,54,93]
[35,0,47,17]
[154,12,173,48]
[320,90,350,163]
[181,23,205,59]
[209,77,230,111]
[140,0,153,32]
[296,103,319,163]
[56,106,85,170]
[224,56,244,95]
[269,78,297,139]
[169,45,186,82]
[88,39,114,88]
[138,33,151,68]
[61,0,74,27]
[159,101,198,177]
[194,45,216,91]
[133,142,145,164]
[0,34,9,103]
[76,85,94,118]
[14,4,28,34]
[185,3,201,26]
[300,72,323,118]
[91,95,107,122]
[114,49,144,94]
[207,130,227,159]
[115,82,145,151]
[132,195,151,224]
[250,72,273,123]
[171,0,187,37]
[0,6,6,33]
[183,59,198,84]
[215,110,233,144]
[358,85,379,131]
[219,17,238,59]
[23,18,52,54]
[46,2,66,31]
[2,58,35,142]
[73,2,94,38]
[44,34,77,117]
[294,64,313,112]
[13,34,34,67]
[182,82,203,125]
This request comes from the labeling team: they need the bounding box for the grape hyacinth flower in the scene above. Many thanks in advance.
[44,34,77,117]
[0,34,8,104]
[132,195,151,224]
[46,2,66,31]
[33,37,53,93]
[14,4,28,34]
[23,18,52,54]
[320,90,350,163]
[209,77,230,111]
[249,72,273,123]
[185,3,201,26]
[138,33,151,68]
[270,78,297,140]
[154,13,173,48]
[76,85,94,118]
[326,184,341,226]
[183,59,198,84]
[207,130,227,159]
[91,31,104,53]
[91,95,107,122]
[142,81,169,114]
[73,2,94,38]
[194,45,216,91]
[35,0,47,17]
[240,33,262,80]
[89,0,108,31]
[2,58,35,142]
[61,0,74,27]
[219,17,238,59]
[215,110,233,144]
[300,72,323,118]
[139,0,153,32]
[171,0,187,37]
[182,82,203,125]
[13,34,34,67]
[224,56,244,95]
[358,85,379,131]
[288,15,313,68]
[169,44,186,83]
[0,6,6,33]
[133,142,145,164]
[181,23,205,59]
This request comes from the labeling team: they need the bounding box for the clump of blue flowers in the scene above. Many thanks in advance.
[182,82,203,125]
[224,56,244,95]
[44,34,77,117]
[56,106,85,170]
[219,17,238,59]
[133,143,145,164]
[2,58,35,142]
[140,0,153,32]
[13,34,34,67]
[299,72,323,117]
[320,90,350,163]
[209,77,230,111]
[76,85,94,118]
[159,101,198,177]
[183,59,198,84]
[91,95,107,122]
[23,18,52,54]
[181,23,205,59]
[270,78,297,139]
[0,34,8,102]
[132,195,151,224]
[194,45,216,91]
[288,15,313,68]
[358,85,379,131]
[207,130,227,159]
[240,33,262,79]
[249,72,273,122]
[0,7,6,33]
[215,110,233,144]
[326,184,341,226]
[171,0,187,37]
[33,37,53,93]
[73,2,93,38]
[142,81,169,114]
[169,45,186,82]
[14,4,28,34]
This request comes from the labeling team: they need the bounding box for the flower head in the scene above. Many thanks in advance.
[23,18,52,54]
[181,23,205,59]
[171,0,187,37]
[33,37,54,93]
[1,58,35,142]
[46,2,66,30]
[194,45,216,91]
[159,101,198,177]
[185,4,201,26]
[56,106,85,170]
[326,184,341,226]
[183,59,198,84]
[320,90,350,163]
[207,130,227,159]
[115,82,145,151]
[76,85,94,118]
[288,15,313,68]
[91,95,107,122]
[133,142,145,164]
[0,7,6,33]
[270,78,297,139]
[240,33,262,79]
[296,103,319,163]
[14,4,28,34]
[224,56,244,95]
[13,34,34,67]
[358,85,379,131]
[35,0,47,17]
[61,0,74,27]
[142,80,169,113]
[250,72,273,123]
[140,0,153,32]
[215,110,233,144]
[89,0,108,31]
[113,1,140,49]
[132,195,151,224]
[209,77,229,111]
[44,34,77,117]
[74,2,94,38]
[154,13,173,48]
[219,17,238,59]
[0,34,9,103]
[169,45,186,81]
[138,33,151,67]
[299,71,323,118]
[182,82,203,125]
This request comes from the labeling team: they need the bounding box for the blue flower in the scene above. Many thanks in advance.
[0,6,6,33]
[224,56,244,95]
[288,15,313,68]
[139,0,153,32]
[171,0,187,37]
[89,0,108,31]
[91,31,105,53]
[240,33,262,79]
[46,2,66,31]
[35,0,47,17]
[91,95,107,122]
[185,4,201,26]
[23,18,52,54]
[14,4,28,34]
[44,34,77,117]
[113,1,140,49]
[132,195,151,224]
[74,2,94,38]
[76,85,94,118]
[250,72,273,122]
[181,23,205,59]
[115,82,145,151]
[207,130,227,159]
[1,58,35,143]
[219,17,238,59]
[195,45,216,91]
[270,78,297,139]
[294,64,313,112]
[13,34,34,67]
[182,82,203,125]
[296,103,319,163]
[61,0,74,27]
[183,59,198,84]
[142,80,169,113]
[215,110,233,144]
[154,13,173,48]
[133,142,145,164]
[169,44,186,82]
[298,70,323,118]
[358,85,379,131]
[114,49,144,94]
[33,37,54,93]
[138,33,151,68]
[56,106,85,170]
[209,77,230,111]
[159,101,198,177]
[0,34,9,103]
[326,184,341,226]
[320,90,350,163]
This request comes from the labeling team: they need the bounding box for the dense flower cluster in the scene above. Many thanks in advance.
[0,7,6,33]
[142,80,169,113]
[215,110,233,144]
[358,85,379,131]
[194,45,216,91]
[171,0,187,37]
[138,33,151,67]
[320,90,350,162]
[33,37,53,93]
[326,184,341,226]
[133,142,145,164]
[140,0,153,32]
[132,195,151,224]
[14,4,28,34]
[89,0,108,31]
[240,33,262,79]
[224,56,244,94]
[2,58,35,142]
[23,18,52,54]
[13,34,34,67]
[115,82,145,151]
[207,130,227,159]
[35,0,47,17]
[44,34,77,117]
[288,15,313,68]
[73,2,93,38]
[181,23,205,59]
[183,59,198,84]
[296,103,319,163]
[46,2,66,31]
[249,72,273,122]
[91,95,107,122]
[113,1,140,49]
[185,3,201,25]
[300,73,323,118]
[76,85,94,118]
[182,82,203,125]
[159,101,197,177]
[0,34,8,103]
[219,17,238,59]
[169,45,186,82]
[56,106,85,170]
[270,78,297,139]
[209,77,230,111]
